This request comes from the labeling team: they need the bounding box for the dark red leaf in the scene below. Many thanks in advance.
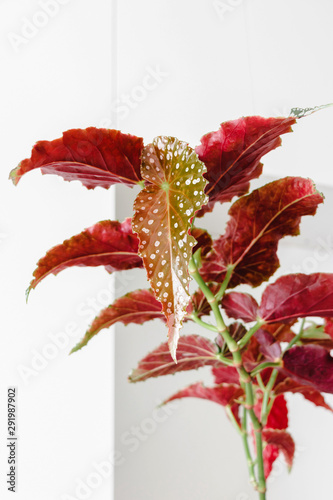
[129,335,221,382]
[274,377,333,411]
[202,177,323,287]
[255,330,282,361]
[195,116,296,216]
[70,289,164,353]
[261,322,296,343]
[282,345,333,394]
[132,136,208,361]
[10,128,144,189]
[219,322,248,358]
[242,337,262,371]
[222,292,259,322]
[259,274,333,323]
[163,382,244,408]
[212,365,239,385]
[262,429,295,473]
[191,227,213,256]
[28,219,142,294]
[185,289,212,319]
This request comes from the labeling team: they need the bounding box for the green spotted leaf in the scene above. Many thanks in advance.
[132,137,208,361]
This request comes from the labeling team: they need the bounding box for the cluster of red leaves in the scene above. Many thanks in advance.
[12,114,333,479]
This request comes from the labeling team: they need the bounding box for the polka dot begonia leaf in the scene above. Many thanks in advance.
[132,137,208,361]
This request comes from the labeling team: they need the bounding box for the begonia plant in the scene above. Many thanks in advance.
[11,106,333,499]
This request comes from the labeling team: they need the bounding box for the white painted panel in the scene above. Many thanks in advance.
[0,2,115,499]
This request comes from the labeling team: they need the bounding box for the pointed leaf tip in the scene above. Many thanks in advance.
[132,136,208,359]
[290,103,333,118]
[71,289,164,353]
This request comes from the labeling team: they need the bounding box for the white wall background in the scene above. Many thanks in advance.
[0,1,115,500]
[1,1,333,500]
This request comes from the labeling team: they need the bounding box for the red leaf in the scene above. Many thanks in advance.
[222,292,259,322]
[219,322,248,358]
[242,337,261,372]
[212,366,239,385]
[255,330,282,361]
[261,322,296,343]
[129,335,221,382]
[262,429,295,472]
[202,177,323,287]
[262,446,280,479]
[254,394,288,430]
[274,377,333,411]
[195,116,296,216]
[163,382,244,407]
[70,289,164,353]
[10,128,144,189]
[185,289,212,319]
[132,137,208,361]
[282,345,333,394]
[259,273,333,323]
[191,227,213,256]
[28,219,142,293]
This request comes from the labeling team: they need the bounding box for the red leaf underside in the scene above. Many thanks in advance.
[260,273,333,323]
[202,177,323,287]
[129,335,221,382]
[28,218,142,293]
[212,365,240,385]
[195,116,296,216]
[262,429,295,473]
[132,136,208,361]
[274,377,333,411]
[282,345,333,394]
[222,292,259,322]
[163,382,244,408]
[10,128,144,188]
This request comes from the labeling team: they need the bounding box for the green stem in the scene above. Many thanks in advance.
[251,361,281,378]
[244,383,266,497]
[189,257,266,498]
[215,265,235,302]
[238,321,265,349]
[189,312,218,333]
[260,369,278,426]
[225,405,243,436]
[283,318,306,353]
[241,409,258,490]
